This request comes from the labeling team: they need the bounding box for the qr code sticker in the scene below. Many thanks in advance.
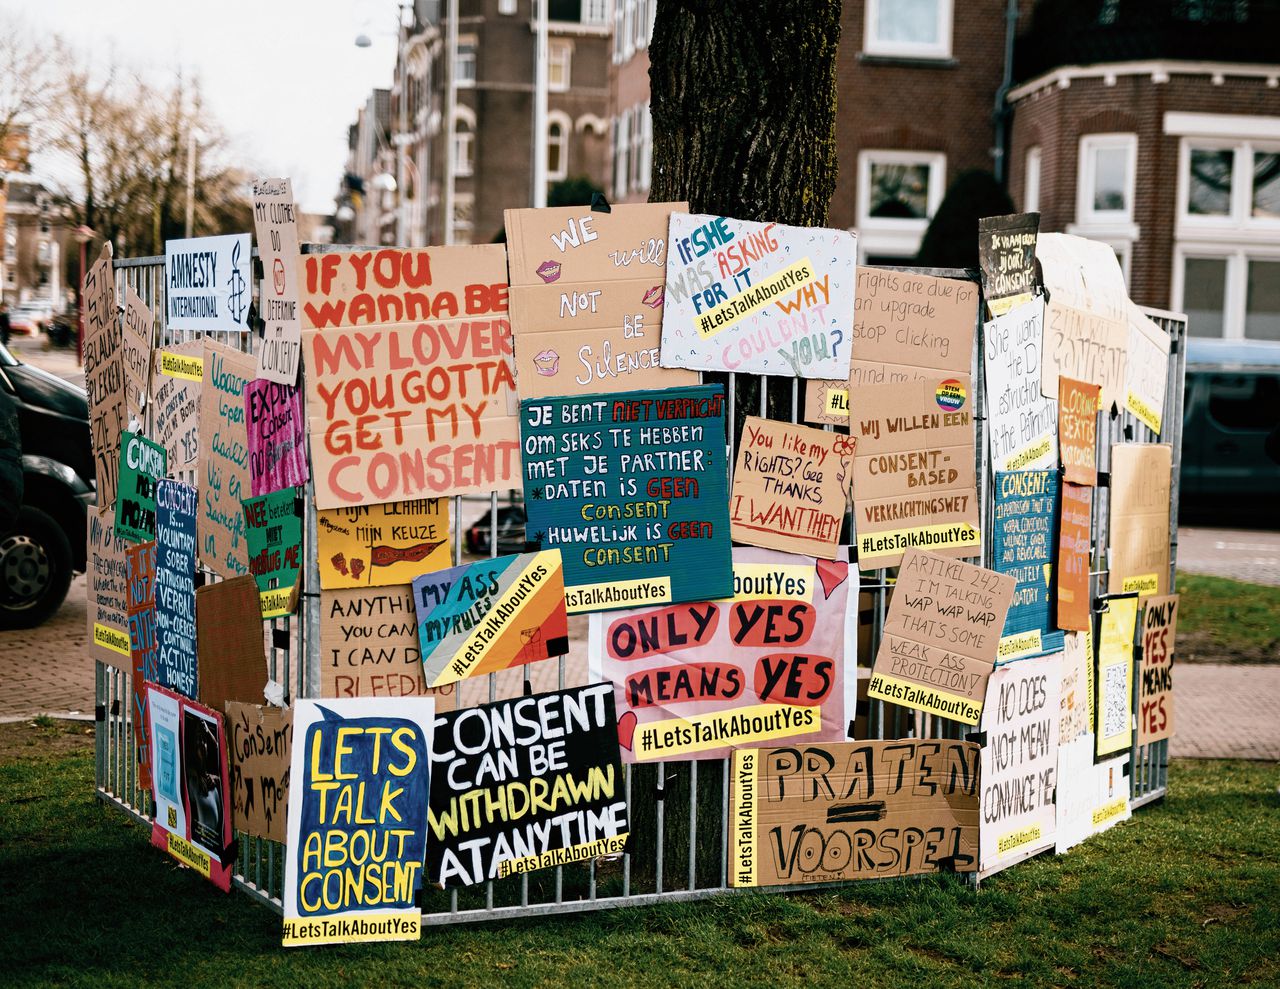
[1102,664,1128,739]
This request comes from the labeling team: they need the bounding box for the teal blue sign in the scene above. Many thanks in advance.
[992,470,1063,663]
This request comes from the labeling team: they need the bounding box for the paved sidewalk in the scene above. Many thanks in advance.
[0,576,94,721]
[1168,664,1280,761]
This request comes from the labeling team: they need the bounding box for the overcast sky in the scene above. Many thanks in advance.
[8,0,404,213]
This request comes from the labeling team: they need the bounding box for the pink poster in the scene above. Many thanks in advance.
[246,379,310,498]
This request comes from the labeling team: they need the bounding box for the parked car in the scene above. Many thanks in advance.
[464,502,529,556]
[8,301,53,337]
[1179,338,1280,524]
[0,340,93,627]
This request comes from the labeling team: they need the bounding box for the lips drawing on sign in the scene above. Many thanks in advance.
[641,285,664,309]
[536,259,562,283]
[370,541,446,568]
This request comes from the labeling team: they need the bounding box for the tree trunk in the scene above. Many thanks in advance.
[649,0,841,226]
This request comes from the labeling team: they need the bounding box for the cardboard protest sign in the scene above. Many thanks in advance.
[730,417,850,559]
[983,297,1058,473]
[1125,304,1170,435]
[320,585,457,707]
[243,487,304,618]
[427,683,628,888]
[147,684,234,891]
[848,376,980,570]
[1096,596,1138,758]
[1138,594,1177,746]
[978,213,1039,317]
[504,202,698,398]
[520,385,732,612]
[660,214,856,378]
[165,233,252,333]
[1057,482,1093,631]
[195,575,269,713]
[846,268,977,387]
[1058,376,1100,486]
[199,340,254,578]
[126,541,159,790]
[149,341,202,467]
[154,480,198,699]
[1108,444,1172,597]
[88,509,131,664]
[1036,234,1128,410]
[83,242,125,508]
[801,379,851,426]
[284,698,434,946]
[412,550,569,687]
[121,285,154,427]
[1055,734,1130,853]
[317,498,449,590]
[978,652,1060,873]
[246,379,310,497]
[992,471,1063,663]
[115,432,166,544]
[225,701,292,843]
[589,548,851,762]
[251,178,303,384]
[1059,630,1092,743]
[867,549,1016,726]
[300,245,519,508]
[729,739,980,887]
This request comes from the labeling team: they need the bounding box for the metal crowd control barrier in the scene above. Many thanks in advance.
[94,256,1184,920]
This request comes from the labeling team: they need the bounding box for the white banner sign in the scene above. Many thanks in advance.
[983,296,1058,472]
[165,233,253,333]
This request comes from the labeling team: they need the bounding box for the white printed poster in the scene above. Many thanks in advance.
[1055,733,1131,854]
[251,178,303,383]
[147,684,187,841]
[979,652,1061,873]
[983,296,1058,473]
[660,214,856,378]
[165,233,253,333]
[1124,303,1170,435]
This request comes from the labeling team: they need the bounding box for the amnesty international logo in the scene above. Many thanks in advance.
[227,240,248,326]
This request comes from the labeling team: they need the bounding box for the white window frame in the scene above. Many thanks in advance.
[452,106,476,178]
[864,0,953,60]
[639,102,652,191]
[1076,133,1138,230]
[1176,137,1280,235]
[1024,145,1042,214]
[614,109,631,197]
[498,0,517,14]
[456,36,477,87]
[855,150,945,262]
[623,0,636,60]
[547,110,571,181]
[1172,243,1280,340]
[548,40,572,91]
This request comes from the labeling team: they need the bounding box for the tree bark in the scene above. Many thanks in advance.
[649,0,841,226]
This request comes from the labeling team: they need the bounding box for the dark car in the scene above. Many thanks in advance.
[465,502,529,556]
[1179,338,1280,523]
[0,341,93,626]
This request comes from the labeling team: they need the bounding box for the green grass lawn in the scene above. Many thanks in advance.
[2,726,1277,988]
[1175,571,1280,661]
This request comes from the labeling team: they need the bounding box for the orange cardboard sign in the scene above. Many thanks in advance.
[505,202,698,398]
[730,417,851,560]
[848,376,980,570]
[225,701,292,843]
[866,549,1016,725]
[300,246,520,508]
[1057,481,1093,631]
[729,739,980,886]
[1058,376,1100,486]
[1108,444,1172,597]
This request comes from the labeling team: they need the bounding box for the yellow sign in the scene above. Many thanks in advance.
[694,258,814,338]
[632,703,819,761]
[93,622,130,657]
[160,351,204,381]
[857,522,981,564]
[867,672,982,725]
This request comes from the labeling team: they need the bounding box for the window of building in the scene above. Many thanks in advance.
[1024,146,1042,213]
[549,41,571,91]
[1176,250,1280,340]
[614,108,631,197]
[583,0,608,25]
[864,0,953,59]
[498,0,517,14]
[453,193,474,245]
[856,150,945,261]
[639,103,653,191]
[456,37,477,86]
[622,0,636,60]
[548,114,569,180]
[1247,258,1280,340]
[453,110,475,177]
[1077,133,1137,223]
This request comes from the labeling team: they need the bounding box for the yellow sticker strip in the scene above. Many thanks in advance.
[496,834,628,878]
[857,522,981,563]
[730,749,759,888]
[1125,391,1161,434]
[695,258,814,338]
[160,351,204,381]
[166,832,212,878]
[867,672,982,726]
[1003,435,1053,471]
[282,911,419,947]
[1092,797,1128,827]
[998,630,1042,663]
[632,703,820,761]
[94,622,131,657]
[996,824,1043,855]
[565,576,671,614]
[259,587,296,619]
[1121,573,1159,597]
[824,388,850,418]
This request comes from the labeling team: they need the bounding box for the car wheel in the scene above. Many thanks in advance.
[0,505,74,629]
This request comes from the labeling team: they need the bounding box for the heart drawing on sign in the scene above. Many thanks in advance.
[815,559,848,600]
[617,710,637,751]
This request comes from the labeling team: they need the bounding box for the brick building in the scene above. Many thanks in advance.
[1008,2,1280,340]
[607,0,655,205]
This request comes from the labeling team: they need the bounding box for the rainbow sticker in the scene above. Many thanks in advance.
[936,378,966,411]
